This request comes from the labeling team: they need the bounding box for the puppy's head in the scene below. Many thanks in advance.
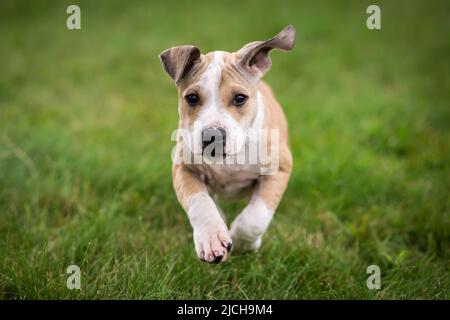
[160,25,296,157]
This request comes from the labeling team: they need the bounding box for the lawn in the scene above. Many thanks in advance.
[0,0,449,299]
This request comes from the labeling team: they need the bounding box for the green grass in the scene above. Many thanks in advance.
[0,0,449,299]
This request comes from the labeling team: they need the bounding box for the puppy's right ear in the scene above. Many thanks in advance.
[159,45,201,84]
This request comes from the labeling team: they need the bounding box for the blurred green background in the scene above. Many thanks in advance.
[0,0,449,299]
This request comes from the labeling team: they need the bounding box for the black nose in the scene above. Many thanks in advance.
[202,127,226,155]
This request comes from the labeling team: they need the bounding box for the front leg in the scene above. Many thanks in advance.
[173,164,232,263]
[230,151,292,253]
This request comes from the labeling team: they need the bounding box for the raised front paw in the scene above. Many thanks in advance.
[193,225,232,264]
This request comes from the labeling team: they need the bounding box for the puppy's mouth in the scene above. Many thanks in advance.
[202,141,226,159]
[201,128,227,159]
[207,148,225,158]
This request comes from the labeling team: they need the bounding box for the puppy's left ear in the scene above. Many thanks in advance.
[236,25,296,78]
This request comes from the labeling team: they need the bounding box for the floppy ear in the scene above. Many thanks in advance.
[159,45,201,84]
[236,25,296,78]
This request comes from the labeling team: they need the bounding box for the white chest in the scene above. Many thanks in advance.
[199,163,261,199]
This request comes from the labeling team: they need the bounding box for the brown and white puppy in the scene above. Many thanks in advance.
[159,26,295,263]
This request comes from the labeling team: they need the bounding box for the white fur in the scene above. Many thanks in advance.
[190,51,246,156]
[229,195,274,252]
[252,91,265,130]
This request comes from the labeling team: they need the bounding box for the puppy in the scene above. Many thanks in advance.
[159,26,295,263]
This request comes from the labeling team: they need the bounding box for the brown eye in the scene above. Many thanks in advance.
[232,94,248,107]
[185,94,199,106]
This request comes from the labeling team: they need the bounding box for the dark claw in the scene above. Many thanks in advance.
[199,251,206,262]
[210,255,223,264]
